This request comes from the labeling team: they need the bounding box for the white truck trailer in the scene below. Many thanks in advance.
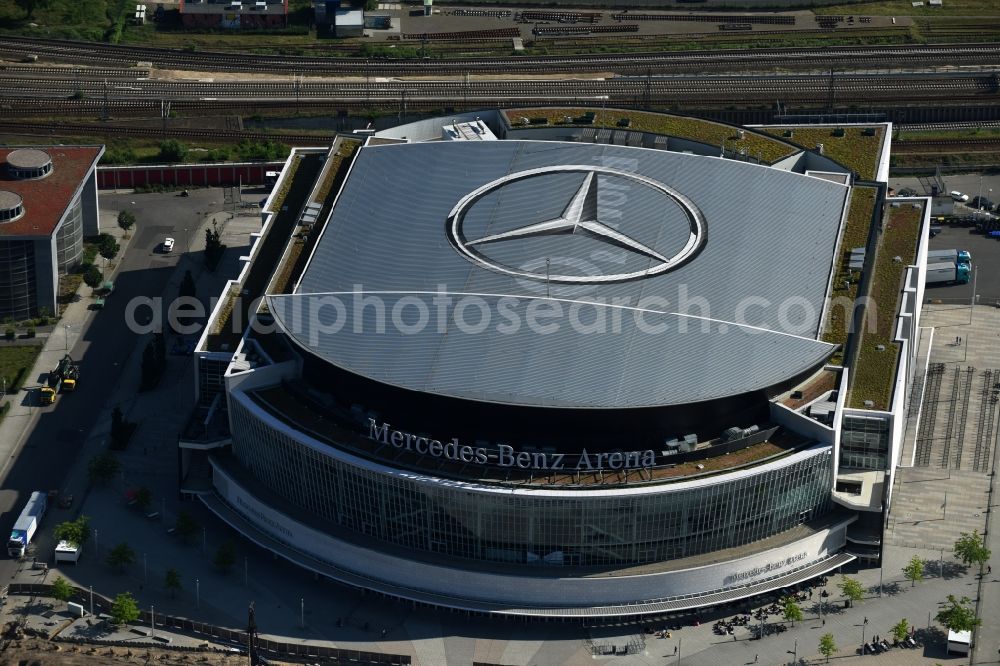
[926,261,971,285]
[927,248,972,264]
[7,491,47,559]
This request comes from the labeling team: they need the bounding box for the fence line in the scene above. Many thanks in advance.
[8,583,410,665]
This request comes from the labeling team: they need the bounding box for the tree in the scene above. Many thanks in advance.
[117,210,136,235]
[954,530,992,567]
[179,270,197,300]
[99,237,120,263]
[818,633,836,663]
[164,568,182,598]
[903,555,925,587]
[936,594,982,632]
[157,139,188,163]
[110,591,140,626]
[175,511,199,543]
[204,221,226,271]
[87,451,120,486]
[782,596,803,626]
[106,542,135,573]
[140,340,159,390]
[890,618,910,643]
[14,0,50,19]
[110,406,127,449]
[50,576,73,606]
[54,515,91,548]
[135,486,152,511]
[83,264,103,290]
[214,541,236,573]
[839,576,864,606]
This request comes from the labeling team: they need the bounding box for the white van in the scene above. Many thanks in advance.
[950,191,970,202]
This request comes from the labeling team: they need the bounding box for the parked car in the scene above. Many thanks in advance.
[950,191,970,203]
[971,196,994,211]
[929,226,942,237]
[162,237,175,253]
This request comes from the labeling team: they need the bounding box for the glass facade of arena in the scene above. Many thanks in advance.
[840,414,889,470]
[229,394,835,568]
[0,240,36,320]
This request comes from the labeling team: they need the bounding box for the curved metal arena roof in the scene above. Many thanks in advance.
[268,140,847,409]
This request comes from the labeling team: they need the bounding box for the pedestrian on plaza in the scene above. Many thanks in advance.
[988,565,992,574]
[673,646,678,655]
[754,654,758,663]
[864,616,868,624]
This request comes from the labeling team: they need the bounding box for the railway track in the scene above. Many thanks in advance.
[0,73,994,104]
[1,36,999,75]
[0,120,334,145]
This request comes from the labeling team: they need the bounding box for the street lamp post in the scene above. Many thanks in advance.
[300,598,304,629]
[64,324,71,352]
[196,578,200,609]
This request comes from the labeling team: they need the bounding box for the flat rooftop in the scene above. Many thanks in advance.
[0,146,101,238]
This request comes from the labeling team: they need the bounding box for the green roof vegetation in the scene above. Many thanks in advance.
[762,126,883,180]
[504,108,797,163]
[822,186,878,364]
[848,203,923,410]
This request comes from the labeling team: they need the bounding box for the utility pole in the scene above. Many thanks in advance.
[248,602,260,666]
[827,68,835,114]
[643,68,651,110]
[102,79,109,121]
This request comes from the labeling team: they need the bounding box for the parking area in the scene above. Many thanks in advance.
[890,173,1000,304]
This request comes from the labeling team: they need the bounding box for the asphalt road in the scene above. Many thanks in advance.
[0,188,228,584]
[926,223,1000,303]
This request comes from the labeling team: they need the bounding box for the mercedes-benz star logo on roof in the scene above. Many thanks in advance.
[446,165,706,284]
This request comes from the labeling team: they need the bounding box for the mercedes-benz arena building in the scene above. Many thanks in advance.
[193,117,865,617]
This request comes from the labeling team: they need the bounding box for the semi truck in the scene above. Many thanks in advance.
[927,248,972,264]
[39,355,79,405]
[926,261,971,285]
[8,491,47,559]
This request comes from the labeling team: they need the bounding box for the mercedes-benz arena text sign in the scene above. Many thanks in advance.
[446,165,707,284]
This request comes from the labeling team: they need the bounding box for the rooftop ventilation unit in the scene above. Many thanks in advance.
[6,148,53,180]
[0,190,25,223]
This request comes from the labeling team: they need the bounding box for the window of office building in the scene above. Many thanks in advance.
[0,240,37,320]
[840,414,889,470]
[55,196,84,272]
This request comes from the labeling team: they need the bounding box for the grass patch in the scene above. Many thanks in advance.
[847,203,923,410]
[762,126,883,179]
[0,344,43,393]
[822,186,878,363]
[311,139,360,205]
[815,0,1000,15]
[274,139,360,295]
[504,108,797,163]
[895,128,1000,141]
[267,154,302,214]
